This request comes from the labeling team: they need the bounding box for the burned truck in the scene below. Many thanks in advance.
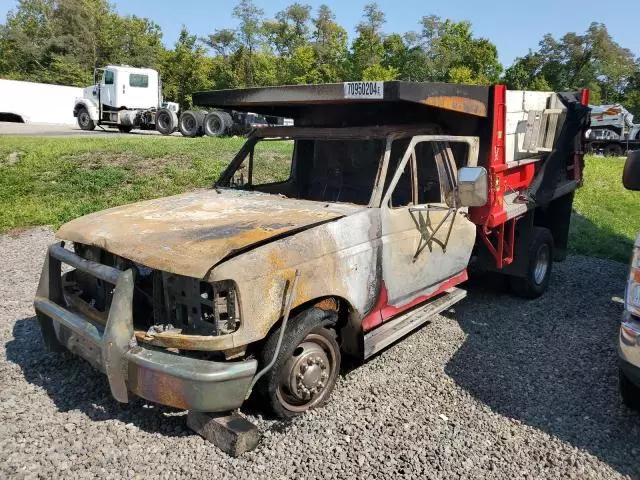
[34,81,589,419]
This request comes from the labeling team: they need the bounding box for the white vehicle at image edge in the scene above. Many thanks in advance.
[619,150,640,409]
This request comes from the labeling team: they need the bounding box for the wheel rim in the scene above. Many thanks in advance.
[276,331,338,413]
[533,244,550,285]
[183,115,196,133]
[79,111,89,127]
[157,113,168,130]
[207,116,222,134]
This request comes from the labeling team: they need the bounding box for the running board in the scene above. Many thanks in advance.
[363,287,467,359]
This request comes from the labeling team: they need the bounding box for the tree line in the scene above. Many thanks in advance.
[1,0,638,116]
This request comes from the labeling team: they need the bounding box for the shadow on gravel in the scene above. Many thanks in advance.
[445,257,640,478]
[6,316,192,438]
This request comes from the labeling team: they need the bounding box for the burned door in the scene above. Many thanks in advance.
[379,136,477,309]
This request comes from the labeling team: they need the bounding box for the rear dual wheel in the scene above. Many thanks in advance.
[179,110,207,137]
[156,108,178,135]
[204,111,233,137]
[256,308,341,419]
[509,227,554,299]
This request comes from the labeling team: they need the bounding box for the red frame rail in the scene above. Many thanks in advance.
[469,85,589,269]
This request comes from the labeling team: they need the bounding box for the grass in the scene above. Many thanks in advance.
[0,136,244,232]
[0,135,637,262]
[571,155,638,262]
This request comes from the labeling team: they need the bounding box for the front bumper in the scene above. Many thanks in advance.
[33,243,257,412]
[619,310,640,387]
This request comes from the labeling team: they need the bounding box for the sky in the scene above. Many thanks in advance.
[0,0,638,67]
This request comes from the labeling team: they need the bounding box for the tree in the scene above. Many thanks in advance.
[264,3,311,56]
[0,0,165,86]
[503,23,638,104]
[205,28,237,57]
[311,4,348,82]
[161,27,210,109]
[419,16,501,84]
[382,32,430,81]
[232,0,264,86]
[625,68,640,118]
[362,63,397,81]
[350,2,386,80]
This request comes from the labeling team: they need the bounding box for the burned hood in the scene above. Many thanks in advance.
[56,189,363,278]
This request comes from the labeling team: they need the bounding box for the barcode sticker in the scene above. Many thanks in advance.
[344,81,384,99]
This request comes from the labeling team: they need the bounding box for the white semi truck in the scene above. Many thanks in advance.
[73,65,285,137]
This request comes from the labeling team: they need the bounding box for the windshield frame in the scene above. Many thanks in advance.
[215,124,449,207]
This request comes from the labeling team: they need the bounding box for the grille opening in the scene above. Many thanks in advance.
[69,244,240,337]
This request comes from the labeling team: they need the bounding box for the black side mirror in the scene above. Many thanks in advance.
[623,150,640,191]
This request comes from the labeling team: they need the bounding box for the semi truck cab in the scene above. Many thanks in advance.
[73,65,177,133]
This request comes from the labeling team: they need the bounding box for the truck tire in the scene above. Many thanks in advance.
[117,126,133,133]
[204,111,231,137]
[156,108,177,135]
[620,368,640,410]
[509,227,554,299]
[255,308,341,419]
[221,111,233,133]
[179,110,205,137]
[77,106,95,131]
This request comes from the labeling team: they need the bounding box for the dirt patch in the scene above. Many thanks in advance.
[6,226,33,237]
[71,152,189,175]
[2,151,22,166]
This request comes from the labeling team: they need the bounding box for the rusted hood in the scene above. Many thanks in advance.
[56,189,363,278]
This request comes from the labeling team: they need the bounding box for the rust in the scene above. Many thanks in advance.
[134,329,236,351]
[314,297,339,312]
[56,189,360,279]
[223,346,247,360]
[420,96,487,117]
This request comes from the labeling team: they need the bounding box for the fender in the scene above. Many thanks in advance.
[73,98,99,121]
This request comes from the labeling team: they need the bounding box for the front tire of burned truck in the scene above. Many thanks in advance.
[255,307,341,419]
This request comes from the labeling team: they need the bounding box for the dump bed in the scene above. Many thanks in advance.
[193,81,491,120]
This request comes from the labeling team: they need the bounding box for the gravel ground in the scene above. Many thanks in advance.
[1,227,639,479]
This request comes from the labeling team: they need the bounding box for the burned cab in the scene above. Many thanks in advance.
[34,81,588,419]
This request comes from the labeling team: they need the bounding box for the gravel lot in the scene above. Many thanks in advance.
[1,227,639,479]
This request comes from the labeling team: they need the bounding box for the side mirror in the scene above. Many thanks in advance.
[457,167,488,207]
[623,150,640,191]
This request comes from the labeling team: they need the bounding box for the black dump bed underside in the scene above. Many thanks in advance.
[192,81,491,126]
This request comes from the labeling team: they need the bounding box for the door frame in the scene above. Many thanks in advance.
[377,134,480,307]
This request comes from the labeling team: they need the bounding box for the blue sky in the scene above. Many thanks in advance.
[1,0,638,67]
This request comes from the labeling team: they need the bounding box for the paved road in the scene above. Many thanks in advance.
[0,122,181,137]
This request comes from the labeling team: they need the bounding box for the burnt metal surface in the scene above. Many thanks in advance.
[192,81,490,119]
[56,189,363,279]
[34,244,258,412]
[49,127,478,357]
